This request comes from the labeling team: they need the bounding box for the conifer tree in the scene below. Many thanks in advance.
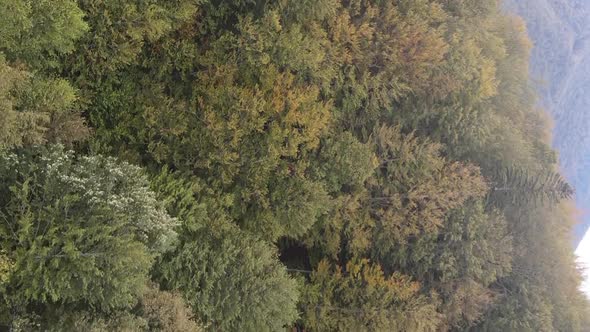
[489,166,574,206]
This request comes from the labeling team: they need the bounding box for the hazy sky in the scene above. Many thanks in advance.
[576,230,590,297]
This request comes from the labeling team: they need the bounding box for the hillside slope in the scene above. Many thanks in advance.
[505,0,590,243]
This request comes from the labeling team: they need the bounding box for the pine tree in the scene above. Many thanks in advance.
[489,166,574,206]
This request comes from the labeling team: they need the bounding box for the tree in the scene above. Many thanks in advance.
[45,311,147,332]
[300,259,441,331]
[29,283,204,331]
[0,0,89,151]
[322,0,450,133]
[62,0,197,85]
[301,131,378,261]
[0,250,11,298]
[0,56,88,150]
[368,125,488,265]
[310,131,378,194]
[480,203,590,331]
[157,220,299,331]
[0,0,87,68]
[136,283,204,332]
[386,200,512,329]
[489,166,574,207]
[0,146,175,328]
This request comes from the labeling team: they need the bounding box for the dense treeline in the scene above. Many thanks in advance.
[0,0,588,331]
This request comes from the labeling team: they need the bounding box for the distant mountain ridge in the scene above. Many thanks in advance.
[504,0,590,244]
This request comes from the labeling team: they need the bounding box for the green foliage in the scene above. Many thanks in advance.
[0,2,87,173]
[65,0,197,84]
[0,56,88,150]
[172,64,330,239]
[311,131,378,194]
[150,167,211,223]
[0,0,90,152]
[1,0,589,330]
[0,0,87,68]
[137,283,204,332]
[41,283,203,331]
[0,146,174,325]
[387,200,512,329]
[301,259,441,331]
[368,125,488,257]
[393,201,512,285]
[47,311,148,332]
[0,250,12,292]
[0,56,40,149]
[479,203,590,331]
[158,220,299,331]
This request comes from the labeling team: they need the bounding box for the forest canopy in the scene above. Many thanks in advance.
[0,0,588,331]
